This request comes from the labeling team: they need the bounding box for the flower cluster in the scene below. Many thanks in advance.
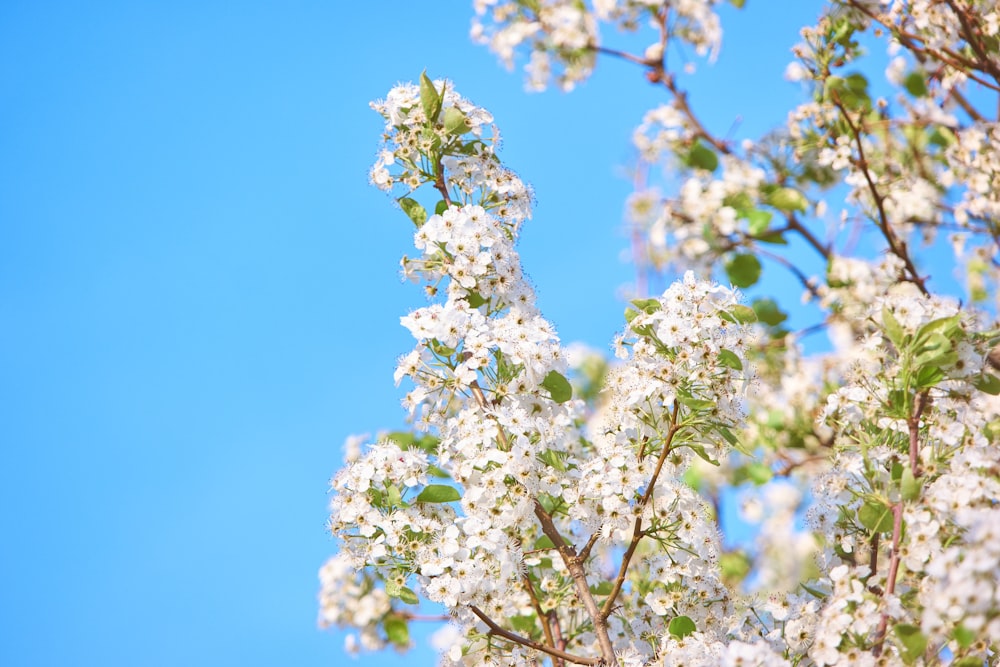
[320,1,1000,664]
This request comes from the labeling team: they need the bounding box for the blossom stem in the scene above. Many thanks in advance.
[601,406,681,620]
[532,500,617,664]
[872,503,904,656]
[469,605,600,666]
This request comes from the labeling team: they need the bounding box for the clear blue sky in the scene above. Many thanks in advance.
[1,2,825,665]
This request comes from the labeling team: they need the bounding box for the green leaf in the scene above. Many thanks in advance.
[755,230,788,245]
[427,464,451,478]
[677,394,714,410]
[721,304,758,324]
[973,372,1000,395]
[728,0,746,7]
[624,307,640,324]
[720,551,751,583]
[591,581,614,596]
[541,370,573,404]
[746,208,773,236]
[384,614,410,647]
[399,197,428,227]
[747,462,773,485]
[725,254,762,288]
[858,499,893,533]
[718,348,743,371]
[901,465,922,501]
[894,624,927,664]
[914,364,946,389]
[686,141,719,172]
[630,298,661,314]
[387,431,416,450]
[533,535,555,550]
[684,442,721,466]
[386,582,419,605]
[419,70,442,123]
[668,615,697,639]
[952,659,985,667]
[752,298,787,326]
[435,200,449,215]
[903,71,928,97]
[442,106,470,136]
[509,615,538,633]
[800,582,827,600]
[952,625,976,649]
[766,187,808,213]
[387,484,403,507]
[882,306,905,349]
[914,316,961,351]
[465,291,488,308]
[539,448,568,472]
[415,484,461,503]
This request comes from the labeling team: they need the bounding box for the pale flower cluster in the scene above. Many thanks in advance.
[472,0,722,91]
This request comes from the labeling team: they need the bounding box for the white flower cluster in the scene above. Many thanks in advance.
[472,0,722,91]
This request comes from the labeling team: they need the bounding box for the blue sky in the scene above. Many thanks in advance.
[1,2,827,665]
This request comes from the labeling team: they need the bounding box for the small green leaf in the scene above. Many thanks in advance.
[509,615,538,633]
[395,585,420,605]
[419,70,442,123]
[624,307,640,324]
[718,348,743,371]
[752,298,787,326]
[415,484,461,503]
[800,582,827,600]
[882,306,905,349]
[746,208,773,236]
[630,298,661,314]
[728,0,746,8]
[903,71,928,97]
[755,230,788,245]
[684,442,721,466]
[952,625,976,649]
[387,431,416,450]
[894,624,927,664]
[399,197,428,227]
[725,254,762,288]
[747,462,773,485]
[465,291,488,308]
[721,304,758,324]
[541,370,573,404]
[668,615,697,639]
[533,535,555,550]
[427,464,450,478]
[386,484,403,507]
[677,394,714,410]
[686,141,719,172]
[434,200,449,215]
[442,106,470,135]
[591,581,614,596]
[952,658,986,667]
[914,364,946,389]
[766,187,808,213]
[858,500,893,533]
[901,465,922,501]
[384,614,410,647]
[973,372,1000,395]
[539,448,568,472]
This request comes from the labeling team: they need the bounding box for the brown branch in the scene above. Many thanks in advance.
[399,611,451,622]
[532,501,617,664]
[521,572,558,665]
[601,406,681,620]
[469,606,600,666]
[831,95,929,295]
[872,503,904,657]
